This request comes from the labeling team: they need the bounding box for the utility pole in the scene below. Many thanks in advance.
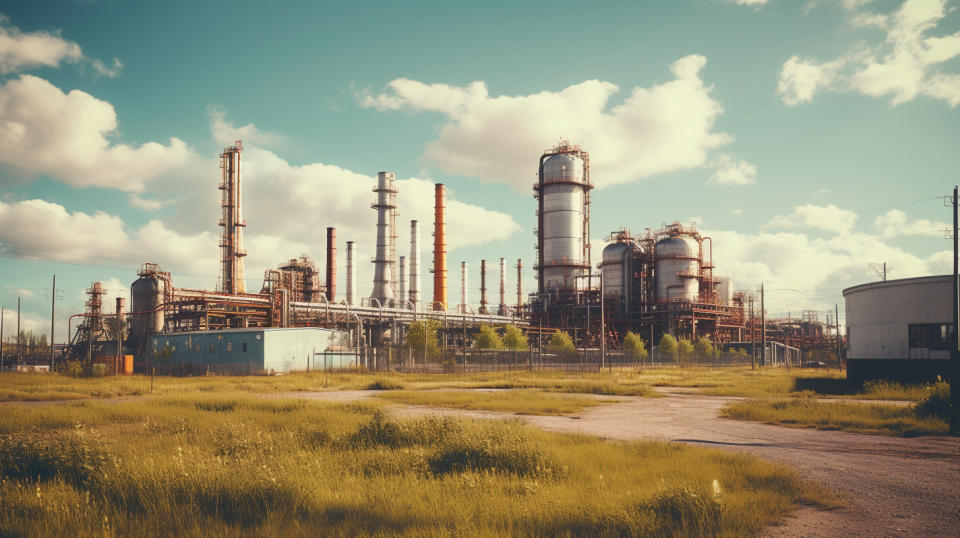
[749,295,755,369]
[50,275,55,371]
[835,303,842,371]
[16,297,21,370]
[600,273,607,372]
[760,283,766,367]
[951,185,958,435]
[1,306,5,371]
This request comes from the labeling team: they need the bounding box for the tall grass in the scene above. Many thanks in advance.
[721,395,949,436]
[0,393,838,536]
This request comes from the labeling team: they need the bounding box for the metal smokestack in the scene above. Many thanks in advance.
[409,220,421,309]
[398,256,407,309]
[325,227,336,302]
[433,184,447,311]
[346,241,356,306]
[371,172,397,305]
[460,261,468,313]
[479,259,488,314]
[516,259,523,310]
[499,258,506,315]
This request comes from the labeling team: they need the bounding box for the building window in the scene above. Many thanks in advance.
[226,342,232,352]
[908,323,953,352]
[242,342,248,352]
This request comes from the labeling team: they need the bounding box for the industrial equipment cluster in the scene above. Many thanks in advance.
[62,140,840,374]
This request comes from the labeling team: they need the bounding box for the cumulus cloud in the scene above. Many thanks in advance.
[208,107,285,148]
[0,15,122,77]
[0,14,82,73]
[873,208,948,237]
[765,204,859,234]
[358,55,740,189]
[707,154,757,185]
[0,75,201,191]
[732,0,769,6]
[707,225,950,313]
[777,0,960,107]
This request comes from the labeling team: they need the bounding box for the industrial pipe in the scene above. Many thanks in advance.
[409,220,421,309]
[460,261,468,314]
[498,258,506,315]
[479,259,488,314]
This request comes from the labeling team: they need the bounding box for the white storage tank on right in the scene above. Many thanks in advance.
[654,236,699,302]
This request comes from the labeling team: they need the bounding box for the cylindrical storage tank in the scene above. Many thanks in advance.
[131,275,164,344]
[602,242,631,312]
[541,153,586,291]
[654,237,699,302]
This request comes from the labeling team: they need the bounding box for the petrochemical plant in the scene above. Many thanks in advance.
[58,140,841,373]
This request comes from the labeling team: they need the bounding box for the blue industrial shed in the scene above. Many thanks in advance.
[149,327,354,375]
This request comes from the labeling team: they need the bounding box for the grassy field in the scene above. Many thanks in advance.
[721,383,951,437]
[0,392,839,536]
[374,389,616,415]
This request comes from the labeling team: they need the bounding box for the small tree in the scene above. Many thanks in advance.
[406,320,441,363]
[502,325,528,369]
[474,324,502,367]
[547,330,576,359]
[658,334,678,361]
[693,337,715,361]
[622,332,648,364]
[677,337,694,366]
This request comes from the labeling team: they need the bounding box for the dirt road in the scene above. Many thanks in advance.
[386,392,959,537]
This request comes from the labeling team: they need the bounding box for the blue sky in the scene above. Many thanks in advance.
[1,0,958,341]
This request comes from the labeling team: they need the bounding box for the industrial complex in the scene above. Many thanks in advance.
[57,140,843,373]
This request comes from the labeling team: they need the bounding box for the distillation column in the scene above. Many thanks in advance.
[218,140,246,294]
[371,172,397,305]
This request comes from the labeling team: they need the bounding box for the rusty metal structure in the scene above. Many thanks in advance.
[433,183,447,311]
[218,141,246,295]
[66,282,111,362]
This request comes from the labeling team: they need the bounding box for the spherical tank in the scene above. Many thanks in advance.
[541,153,586,290]
[654,237,699,302]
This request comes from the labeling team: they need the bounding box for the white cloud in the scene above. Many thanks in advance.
[3,284,33,297]
[0,75,200,191]
[707,154,757,185]
[765,203,859,234]
[358,55,736,189]
[873,208,948,237]
[0,14,82,73]
[731,208,744,215]
[90,57,123,78]
[777,55,846,105]
[778,0,960,107]
[732,0,769,5]
[208,107,285,148]
[0,15,122,78]
[708,226,950,313]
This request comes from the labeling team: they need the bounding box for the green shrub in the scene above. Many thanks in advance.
[915,381,950,421]
[642,484,722,536]
[428,427,556,477]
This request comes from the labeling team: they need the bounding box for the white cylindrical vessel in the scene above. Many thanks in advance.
[409,220,421,309]
[499,258,506,311]
[346,241,356,306]
[654,236,699,302]
[371,172,396,304]
[541,152,587,291]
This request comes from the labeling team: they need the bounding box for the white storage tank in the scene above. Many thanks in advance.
[539,150,589,291]
[601,239,643,314]
[654,236,699,302]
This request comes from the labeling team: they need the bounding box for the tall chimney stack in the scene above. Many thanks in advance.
[409,220,421,310]
[516,259,523,311]
[371,172,397,305]
[460,261,468,314]
[433,184,447,311]
[346,241,356,306]
[218,140,246,294]
[479,259,488,314]
[325,227,336,302]
[498,258,506,315]
[398,256,407,309]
